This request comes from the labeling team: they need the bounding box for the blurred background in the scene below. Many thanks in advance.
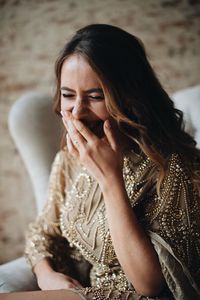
[0,0,200,264]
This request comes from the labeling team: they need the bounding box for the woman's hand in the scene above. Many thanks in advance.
[61,111,124,192]
[37,269,83,290]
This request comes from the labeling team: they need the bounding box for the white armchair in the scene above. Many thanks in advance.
[172,85,200,148]
[0,92,62,292]
[0,85,199,292]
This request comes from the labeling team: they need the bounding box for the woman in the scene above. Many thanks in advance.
[22,24,200,299]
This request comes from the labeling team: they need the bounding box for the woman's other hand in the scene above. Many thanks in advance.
[37,269,83,290]
[34,258,83,290]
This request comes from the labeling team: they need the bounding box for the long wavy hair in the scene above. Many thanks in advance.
[53,23,200,194]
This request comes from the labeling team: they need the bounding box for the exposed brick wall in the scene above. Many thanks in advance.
[0,0,200,263]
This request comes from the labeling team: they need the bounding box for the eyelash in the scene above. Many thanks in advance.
[62,94,104,100]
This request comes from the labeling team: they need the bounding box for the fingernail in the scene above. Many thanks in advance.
[62,115,67,124]
[106,120,111,129]
[65,111,71,118]
[60,110,64,117]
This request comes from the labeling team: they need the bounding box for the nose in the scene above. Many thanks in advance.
[72,99,88,120]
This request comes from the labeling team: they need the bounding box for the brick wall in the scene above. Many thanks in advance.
[0,0,199,263]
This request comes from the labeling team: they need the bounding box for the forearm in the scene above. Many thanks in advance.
[33,257,54,279]
[0,290,82,300]
[102,176,165,297]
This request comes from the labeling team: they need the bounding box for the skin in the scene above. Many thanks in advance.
[34,54,166,297]
[0,290,82,300]
[34,258,83,290]
[60,54,110,137]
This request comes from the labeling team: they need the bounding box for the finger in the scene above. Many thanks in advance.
[62,117,68,132]
[65,277,82,288]
[66,119,86,149]
[65,282,77,288]
[72,119,99,144]
[104,120,117,151]
[72,279,83,288]
[66,133,78,157]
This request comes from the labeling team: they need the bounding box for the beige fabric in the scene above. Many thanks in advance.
[8,91,62,212]
[25,147,200,299]
[0,257,39,293]
[150,232,200,300]
[172,85,200,149]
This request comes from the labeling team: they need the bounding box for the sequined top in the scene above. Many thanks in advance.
[25,147,200,300]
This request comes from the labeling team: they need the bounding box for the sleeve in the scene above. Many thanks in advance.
[24,149,66,268]
[24,149,92,286]
[147,154,200,298]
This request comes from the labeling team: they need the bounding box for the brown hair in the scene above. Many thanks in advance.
[53,24,200,194]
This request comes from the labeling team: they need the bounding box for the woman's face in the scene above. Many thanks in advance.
[60,54,110,137]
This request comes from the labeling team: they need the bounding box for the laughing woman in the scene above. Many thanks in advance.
[19,24,200,299]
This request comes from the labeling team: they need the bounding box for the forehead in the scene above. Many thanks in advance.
[60,54,101,88]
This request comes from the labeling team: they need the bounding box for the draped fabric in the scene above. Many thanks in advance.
[25,147,200,299]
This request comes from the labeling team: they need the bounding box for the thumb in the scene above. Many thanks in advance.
[104,120,117,151]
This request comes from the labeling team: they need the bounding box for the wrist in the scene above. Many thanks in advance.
[100,172,125,196]
[34,258,54,279]
[36,267,56,290]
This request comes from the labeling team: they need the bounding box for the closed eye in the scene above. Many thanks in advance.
[62,94,74,98]
[90,96,104,100]
[62,94,104,101]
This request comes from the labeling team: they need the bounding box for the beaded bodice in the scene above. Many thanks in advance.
[25,148,200,299]
[59,156,136,291]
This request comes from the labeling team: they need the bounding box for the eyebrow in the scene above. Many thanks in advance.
[60,87,104,94]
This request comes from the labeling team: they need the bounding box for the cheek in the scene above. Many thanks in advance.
[60,99,71,112]
[91,102,110,120]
